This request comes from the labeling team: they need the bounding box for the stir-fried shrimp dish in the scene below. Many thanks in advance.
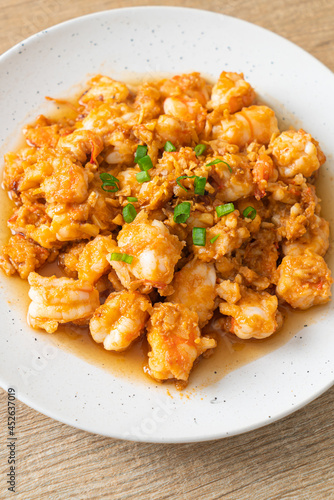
[0,71,332,386]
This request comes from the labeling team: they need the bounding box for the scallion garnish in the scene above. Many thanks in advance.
[134,145,148,163]
[206,159,233,172]
[109,252,134,264]
[194,176,206,195]
[136,171,151,183]
[173,201,191,223]
[192,227,206,246]
[194,144,207,157]
[243,206,257,220]
[99,173,120,192]
[164,141,177,152]
[138,155,153,171]
[176,175,195,192]
[123,203,137,223]
[210,234,220,244]
[216,203,235,218]
[127,196,138,202]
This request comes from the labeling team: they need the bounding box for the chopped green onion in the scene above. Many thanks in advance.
[216,203,235,218]
[109,252,134,264]
[207,159,233,172]
[210,234,220,244]
[136,171,151,183]
[99,173,120,193]
[127,196,138,202]
[164,141,176,152]
[173,201,191,223]
[194,176,206,195]
[123,203,137,223]
[243,206,257,220]
[134,145,148,163]
[192,227,206,246]
[194,144,207,157]
[138,155,153,171]
[176,175,195,192]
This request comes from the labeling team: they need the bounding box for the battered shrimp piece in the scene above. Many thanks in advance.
[252,153,277,199]
[276,251,332,309]
[212,105,279,148]
[211,153,254,201]
[270,129,326,178]
[80,75,129,104]
[219,285,279,339]
[216,280,241,304]
[147,302,216,381]
[163,95,206,134]
[81,102,137,136]
[169,259,217,327]
[134,82,162,120]
[23,115,61,148]
[76,235,116,284]
[0,235,49,279]
[41,154,89,204]
[208,71,256,113]
[115,211,184,287]
[193,211,250,262]
[27,272,100,333]
[155,114,197,146]
[90,290,151,351]
[57,129,103,164]
[159,72,211,105]
[282,216,329,257]
[104,126,137,165]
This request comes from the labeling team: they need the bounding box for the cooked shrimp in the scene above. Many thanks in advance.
[115,211,184,287]
[80,75,129,104]
[23,115,61,148]
[159,72,211,106]
[41,153,89,204]
[104,127,137,165]
[193,211,250,262]
[90,290,151,351]
[57,129,103,164]
[208,71,256,113]
[27,272,99,333]
[210,153,254,201]
[81,102,137,136]
[212,105,279,148]
[270,129,326,178]
[77,235,116,284]
[163,95,206,134]
[276,250,332,309]
[282,216,329,257]
[0,234,49,279]
[252,153,278,199]
[169,259,217,327]
[219,285,280,339]
[134,82,162,120]
[156,114,196,146]
[147,302,216,381]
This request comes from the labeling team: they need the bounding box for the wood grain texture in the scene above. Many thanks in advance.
[0,0,334,498]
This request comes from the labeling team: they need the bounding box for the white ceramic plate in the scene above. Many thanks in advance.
[0,7,333,443]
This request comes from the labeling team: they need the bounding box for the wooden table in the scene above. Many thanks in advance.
[0,0,333,498]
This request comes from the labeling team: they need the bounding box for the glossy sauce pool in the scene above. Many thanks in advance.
[0,86,333,391]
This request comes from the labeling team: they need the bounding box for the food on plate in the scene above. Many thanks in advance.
[0,70,332,386]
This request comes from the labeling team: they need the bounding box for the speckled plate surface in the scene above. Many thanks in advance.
[0,7,333,442]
